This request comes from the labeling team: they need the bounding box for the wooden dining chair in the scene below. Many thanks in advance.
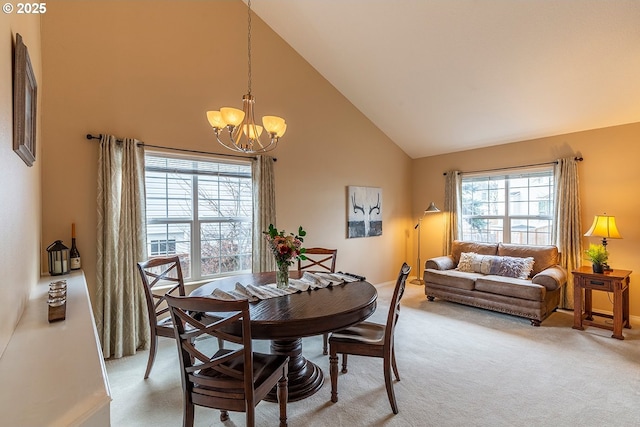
[136,256,187,379]
[165,294,289,427]
[298,247,338,354]
[328,262,411,414]
[298,247,338,274]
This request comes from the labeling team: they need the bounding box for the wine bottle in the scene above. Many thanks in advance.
[70,223,81,270]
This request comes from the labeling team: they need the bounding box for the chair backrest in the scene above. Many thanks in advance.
[384,263,411,349]
[298,247,338,273]
[136,256,186,328]
[165,294,255,412]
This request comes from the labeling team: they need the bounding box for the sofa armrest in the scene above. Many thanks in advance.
[532,265,567,291]
[425,256,456,271]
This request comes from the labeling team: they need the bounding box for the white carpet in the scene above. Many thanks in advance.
[106,281,640,426]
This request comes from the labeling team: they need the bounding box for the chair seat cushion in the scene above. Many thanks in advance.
[193,349,288,398]
[330,321,385,344]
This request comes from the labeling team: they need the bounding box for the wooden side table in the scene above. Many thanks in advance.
[572,266,632,340]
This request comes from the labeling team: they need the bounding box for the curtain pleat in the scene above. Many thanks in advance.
[553,157,582,309]
[96,135,149,359]
[252,155,276,272]
[443,170,461,254]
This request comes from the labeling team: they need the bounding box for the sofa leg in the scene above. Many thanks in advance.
[426,296,435,302]
[530,319,541,327]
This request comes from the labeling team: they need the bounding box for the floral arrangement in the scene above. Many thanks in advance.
[264,224,307,267]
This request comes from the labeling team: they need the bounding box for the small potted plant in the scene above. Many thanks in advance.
[585,243,608,273]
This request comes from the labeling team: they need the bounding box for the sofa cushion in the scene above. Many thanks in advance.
[457,252,535,279]
[451,240,498,265]
[497,243,558,277]
[424,269,479,291]
[475,276,546,301]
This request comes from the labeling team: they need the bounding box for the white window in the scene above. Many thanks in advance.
[460,167,554,245]
[144,153,253,281]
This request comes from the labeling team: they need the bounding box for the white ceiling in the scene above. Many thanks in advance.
[250,0,640,159]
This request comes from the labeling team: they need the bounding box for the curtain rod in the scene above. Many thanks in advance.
[442,157,583,176]
[86,134,277,161]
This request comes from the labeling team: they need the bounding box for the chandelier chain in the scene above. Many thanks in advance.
[247,0,252,95]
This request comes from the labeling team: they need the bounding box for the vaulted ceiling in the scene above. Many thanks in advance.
[250,0,640,159]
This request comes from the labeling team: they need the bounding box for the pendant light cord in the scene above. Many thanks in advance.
[247,0,252,95]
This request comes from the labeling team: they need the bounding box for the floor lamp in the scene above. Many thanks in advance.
[410,202,440,285]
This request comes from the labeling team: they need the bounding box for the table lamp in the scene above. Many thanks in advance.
[410,202,440,285]
[584,214,622,271]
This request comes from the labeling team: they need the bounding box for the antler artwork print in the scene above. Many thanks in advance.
[348,187,382,238]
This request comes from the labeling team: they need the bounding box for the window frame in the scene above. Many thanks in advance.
[459,166,555,245]
[144,151,253,283]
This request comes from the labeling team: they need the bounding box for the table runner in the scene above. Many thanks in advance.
[209,272,364,302]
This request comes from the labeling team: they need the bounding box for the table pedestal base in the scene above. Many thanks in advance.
[265,338,324,402]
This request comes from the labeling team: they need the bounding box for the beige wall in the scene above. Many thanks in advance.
[0,14,42,356]
[39,0,413,306]
[412,122,640,316]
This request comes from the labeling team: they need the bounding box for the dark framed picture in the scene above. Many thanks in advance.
[13,33,37,167]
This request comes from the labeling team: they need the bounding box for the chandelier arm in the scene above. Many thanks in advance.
[216,132,245,153]
[215,134,278,154]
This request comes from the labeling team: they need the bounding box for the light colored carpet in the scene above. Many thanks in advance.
[106,281,640,426]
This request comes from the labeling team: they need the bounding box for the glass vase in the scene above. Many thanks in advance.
[276,263,289,289]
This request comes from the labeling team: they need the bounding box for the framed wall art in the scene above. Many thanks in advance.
[13,33,37,167]
[347,186,382,238]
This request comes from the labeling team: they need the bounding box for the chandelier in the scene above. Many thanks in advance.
[206,0,286,154]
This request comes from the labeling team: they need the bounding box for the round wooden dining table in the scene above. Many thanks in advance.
[189,271,378,401]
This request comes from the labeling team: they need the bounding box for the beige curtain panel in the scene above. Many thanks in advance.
[553,157,582,309]
[443,170,461,255]
[252,155,276,273]
[96,135,149,359]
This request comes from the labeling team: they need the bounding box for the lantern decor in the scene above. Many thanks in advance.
[47,240,70,276]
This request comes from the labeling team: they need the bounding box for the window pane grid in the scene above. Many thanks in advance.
[144,153,252,282]
[461,169,554,245]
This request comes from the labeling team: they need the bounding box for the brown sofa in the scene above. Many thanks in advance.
[423,240,567,326]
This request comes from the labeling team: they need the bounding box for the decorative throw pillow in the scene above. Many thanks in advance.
[470,254,502,275]
[457,253,535,279]
[498,256,535,279]
[456,252,476,272]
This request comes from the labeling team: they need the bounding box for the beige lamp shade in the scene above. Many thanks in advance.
[242,124,263,139]
[584,215,622,240]
[220,107,245,127]
[206,111,226,129]
[262,116,287,137]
